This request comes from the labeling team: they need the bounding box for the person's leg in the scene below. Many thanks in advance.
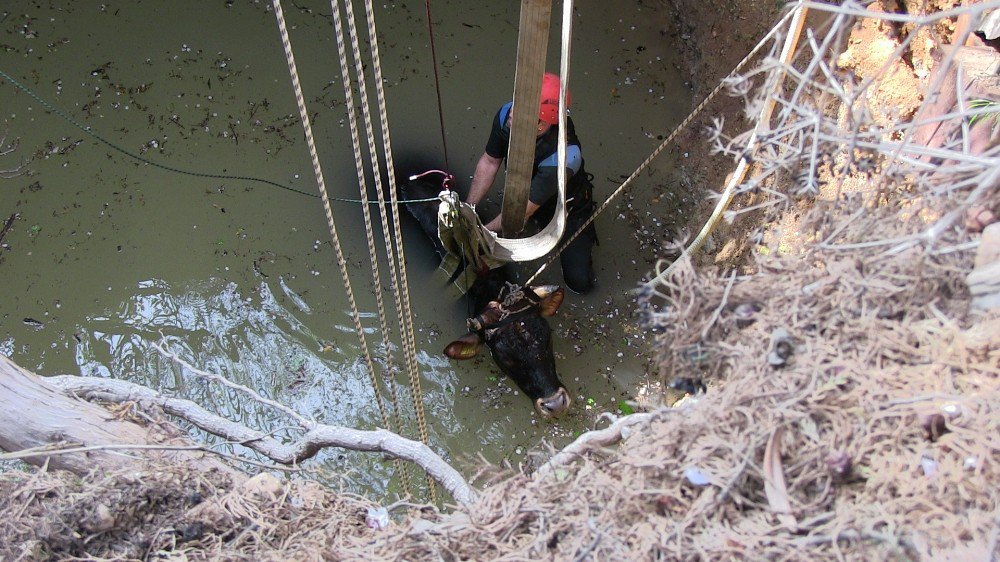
[560,205,597,294]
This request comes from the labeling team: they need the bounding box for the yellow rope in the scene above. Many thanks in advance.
[332,0,434,501]
[270,0,407,491]
[327,0,414,495]
[355,0,435,501]
[647,2,808,287]
[524,4,800,287]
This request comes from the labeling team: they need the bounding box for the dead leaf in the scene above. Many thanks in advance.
[762,427,798,528]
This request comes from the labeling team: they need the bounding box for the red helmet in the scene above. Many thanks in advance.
[538,72,571,125]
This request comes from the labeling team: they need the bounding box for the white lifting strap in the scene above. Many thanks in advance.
[490,0,574,262]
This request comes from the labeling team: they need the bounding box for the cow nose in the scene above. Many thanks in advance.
[535,387,572,418]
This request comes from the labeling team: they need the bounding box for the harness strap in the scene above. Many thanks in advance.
[486,0,574,262]
[466,283,542,334]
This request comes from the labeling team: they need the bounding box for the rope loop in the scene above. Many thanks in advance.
[408,169,455,191]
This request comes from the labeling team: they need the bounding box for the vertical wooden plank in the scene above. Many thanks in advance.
[501,0,552,237]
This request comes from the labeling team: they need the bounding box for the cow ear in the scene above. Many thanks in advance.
[531,285,565,317]
[444,332,483,360]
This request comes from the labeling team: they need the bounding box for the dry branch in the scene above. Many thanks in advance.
[534,412,655,479]
[0,355,232,475]
[45,374,475,505]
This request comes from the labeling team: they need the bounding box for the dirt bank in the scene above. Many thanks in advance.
[657,0,783,271]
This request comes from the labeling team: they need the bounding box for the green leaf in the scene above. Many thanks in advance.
[618,400,634,415]
[969,98,1000,127]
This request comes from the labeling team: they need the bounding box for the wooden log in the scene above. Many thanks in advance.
[0,354,231,475]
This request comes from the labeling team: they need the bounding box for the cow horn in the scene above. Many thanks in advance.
[530,285,560,299]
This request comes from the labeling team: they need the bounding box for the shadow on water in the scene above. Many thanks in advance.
[0,0,693,499]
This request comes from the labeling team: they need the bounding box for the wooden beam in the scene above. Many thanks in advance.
[501,0,552,237]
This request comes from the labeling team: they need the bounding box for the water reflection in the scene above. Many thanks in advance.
[77,278,382,487]
[72,274,508,495]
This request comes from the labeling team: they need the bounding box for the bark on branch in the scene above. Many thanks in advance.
[46,374,475,505]
[0,355,231,475]
[534,412,656,479]
[1,353,475,505]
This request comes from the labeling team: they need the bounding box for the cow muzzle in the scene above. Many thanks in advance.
[534,387,572,419]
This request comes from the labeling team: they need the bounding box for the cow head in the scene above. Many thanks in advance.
[445,284,571,418]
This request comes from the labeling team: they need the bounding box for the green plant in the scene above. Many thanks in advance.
[968,98,1000,127]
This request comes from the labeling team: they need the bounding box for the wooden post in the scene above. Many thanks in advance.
[501,0,552,237]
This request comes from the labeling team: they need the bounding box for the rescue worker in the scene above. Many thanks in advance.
[464,72,597,294]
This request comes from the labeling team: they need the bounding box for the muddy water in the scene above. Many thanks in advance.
[0,1,692,497]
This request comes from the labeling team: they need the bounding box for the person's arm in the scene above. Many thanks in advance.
[483,200,541,233]
[466,152,503,206]
[483,163,565,233]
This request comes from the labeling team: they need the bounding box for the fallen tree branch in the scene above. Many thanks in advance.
[151,340,313,428]
[534,412,656,479]
[0,440,303,472]
[0,442,208,462]
[47,374,476,505]
[0,355,233,475]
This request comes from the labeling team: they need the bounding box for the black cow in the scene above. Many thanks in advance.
[397,168,572,418]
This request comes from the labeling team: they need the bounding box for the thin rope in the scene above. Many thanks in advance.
[423,0,450,170]
[357,0,435,501]
[646,2,808,288]
[0,68,315,198]
[523,4,799,286]
[270,0,405,489]
[0,66,441,206]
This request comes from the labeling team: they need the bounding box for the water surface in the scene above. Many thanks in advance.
[0,0,692,499]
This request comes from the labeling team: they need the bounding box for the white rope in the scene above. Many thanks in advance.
[555,0,574,258]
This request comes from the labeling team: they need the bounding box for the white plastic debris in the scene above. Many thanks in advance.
[941,403,962,419]
[366,507,390,530]
[683,467,711,487]
[920,458,937,477]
